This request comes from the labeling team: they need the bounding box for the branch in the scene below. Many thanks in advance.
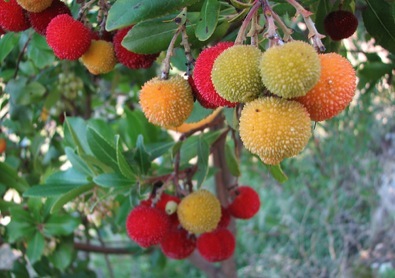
[74,242,145,255]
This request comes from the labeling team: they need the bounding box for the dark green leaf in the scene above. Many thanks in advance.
[7,221,36,243]
[27,33,55,69]
[195,0,220,41]
[50,184,95,213]
[94,173,135,188]
[225,141,240,177]
[122,12,202,54]
[64,117,91,155]
[43,215,80,236]
[106,0,199,31]
[363,0,395,52]
[266,164,288,183]
[195,136,210,187]
[115,135,138,180]
[49,238,75,271]
[223,108,237,130]
[185,101,214,123]
[0,33,20,63]
[134,135,151,175]
[0,161,29,192]
[145,141,176,160]
[65,147,93,176]
[26,232,45,264]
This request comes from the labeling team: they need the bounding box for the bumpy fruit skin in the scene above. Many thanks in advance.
[295,53,356,121]
[16,0,53,13]
[228,186,260,219]
[260,41,321,99]
[141,193,181,225]
[46,14,92,60]
[324,10,358,41]
[0,0,30,32]
[217,206,231,228]
[28,0,70,35]
[166,108,222,133]
[160,225,196,260]
[193,42,237,108]
[177,190,221,234]
[113,26,159,69]
[0,138,6,154]
[81,40,116,75]
[212,45,264,103]
[239,97,312,165]
[139,75,194,127]
[197,228,236,262]
[126,205,170,248]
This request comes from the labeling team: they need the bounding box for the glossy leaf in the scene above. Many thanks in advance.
[94,173,134,188]
[0,161,29,192]
[0,33,20,63]
[43,215,80,236]
[195,0,220,41]
[195,136,210,187]
[185,101,214,123]
[64,117,91,155]
[65,147,93,176]
[26,232,45,264]
[49,238,75,271]
[106,0,199,31]
[134,135,151,175]
[50,184,95,213]
[225,141,240,177]
[115,135,138,180]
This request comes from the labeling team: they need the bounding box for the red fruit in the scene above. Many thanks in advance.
[324,10,358,41]
[141,193,180,225]
[28,0,71,36]
[0,27,5,36]
[193,42,237,108]
[197,228,235,262]
[228,186,260,219]
[0,0,30,32]
[217,206,231,228]
[160,225,196,260]
[113,26,159,69]
[126,205,171,248]
[46,14,92,60]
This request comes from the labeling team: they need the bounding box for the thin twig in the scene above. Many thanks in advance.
[95,227,115,278]
[235,0,261,45]
[14,33,33,78]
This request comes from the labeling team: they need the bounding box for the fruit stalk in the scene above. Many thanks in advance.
[180,24,195,77]
[286,0,326,51]
[261,0,283,46]
[235,0,261,45]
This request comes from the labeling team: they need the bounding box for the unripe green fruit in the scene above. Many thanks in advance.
[211,45,264,103]
[260,41,321,99]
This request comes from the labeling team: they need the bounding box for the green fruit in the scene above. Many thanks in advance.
[260,41,321,99]
[211,45,264,103]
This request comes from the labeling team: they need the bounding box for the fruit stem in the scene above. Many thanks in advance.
[180,25,195,77]
[270,7,293,42]
[261,0,284,47]
[161,9,186,80]
[286,0,326,52]
[97,0,110,35]
[235,0,261,45]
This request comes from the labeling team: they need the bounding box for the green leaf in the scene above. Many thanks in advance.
[266,164,288,183]
[86,127,119,172]
[43,215,80,236]
[27,33,55,69]
[49,238,75,271]
[145,141,176,160]
[223,108,237,130]
[0,161,29,192]
[50,184,94,213]
[122,12,202,54]
[115,135,138,180]
[10,207,35,224]
[106,0,199,31]
[195,136,210,187]
[225,141,240,177]
[64,117,91,155]
[0,32,20,63]
[185,101,214,123]
[7,221,36,243]
[65,147,93,176]
[195,0,220,41]
[26,232,45,264]
[6,79,46,105]
[363,0,395,52]
[94,173,134,188]
[134,135,151,175]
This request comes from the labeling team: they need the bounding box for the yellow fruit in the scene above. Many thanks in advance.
[81,40,116,75]
[211,45,264,103]
[16,0,53,13]
[239,97,312,165]
[139,75,194,127]
[177,190,221,234]
[166,108,222,133]
[260,41,321,99]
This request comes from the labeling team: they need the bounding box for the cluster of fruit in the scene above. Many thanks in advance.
[126,187,260,262]
[0,0,158,74]
[140,40,356,165]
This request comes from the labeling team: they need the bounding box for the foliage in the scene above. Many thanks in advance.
[0,0,394,277]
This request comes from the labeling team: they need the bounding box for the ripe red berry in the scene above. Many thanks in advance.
[0,0,30,32]
[46,14,92,60]
[28,0,71,36]
[193,42,237,108]
[113,26,159,69]
[228,186,260,219]
[217,206,231,228]
[197,228,235,262]
[126,205,171,248]
[141,193,181,225]
[324,10,358,41]
[160,225,196,260]
[0,27,5,36]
